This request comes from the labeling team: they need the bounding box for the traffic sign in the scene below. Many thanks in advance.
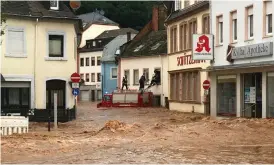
[203,80,210,90]
[70,72,81,83]
[72,88,80,96]
[72,83,79,88]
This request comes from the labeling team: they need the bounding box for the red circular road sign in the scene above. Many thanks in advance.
[70,72,81,83]
[203,80,210,90]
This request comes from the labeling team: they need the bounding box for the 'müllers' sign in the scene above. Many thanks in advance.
[177,55,206,66]
[232,42,273,59]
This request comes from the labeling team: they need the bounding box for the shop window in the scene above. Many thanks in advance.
[170,71,200,102]
[267,72,274,118]
[217,75,236,116]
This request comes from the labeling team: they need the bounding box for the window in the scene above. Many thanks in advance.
[111,68,117,79]
[230,11,237,42]
[154,68,161,84]
[49,35,64,57]
[175,0,181,10]
[97,56,101,66]
[170,71,200,102]
[86,57,89,66]
[85,73,89,82]
[203,15,210,34]
[217,15,223,45]
[133,69,139,85]
[80,74,84,80]
[143,68,149,84]
[124,70,130,85]
[80,58,84,67]
[246,6,253,39]
[50,0,59,10]
[6,27,26,57]
[91,57,95,66]
[170,26,177,53]
[179,23,188,50]
[1,88,30,110]
[184,0,190,8]
[97,73,101,82]
[217,75,236,116]
[189,19,197,49]
[91,73,95,82]
[264,1,273,35]
[267,72,274,118]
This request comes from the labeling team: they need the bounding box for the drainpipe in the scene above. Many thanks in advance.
[34,18,38,109]
[160,55,164,107]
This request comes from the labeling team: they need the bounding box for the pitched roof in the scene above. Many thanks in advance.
[96,28,138,39]
[165,0,209,24]
[1,1,78,20]
[78,12,119,29]
[120,30,167,58]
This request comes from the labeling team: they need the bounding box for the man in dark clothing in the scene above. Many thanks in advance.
[147,70,160,89]
[139,73,146,93]
[121,75,128,90]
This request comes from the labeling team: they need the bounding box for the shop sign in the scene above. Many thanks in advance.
[244,87,256,104]
[232,42,273,59]
[177,55,206,66]
[192,34,214,60]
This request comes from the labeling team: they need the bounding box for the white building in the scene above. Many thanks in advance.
[78,12,120,48]
[209,0,274,118]
[118,4,169,107]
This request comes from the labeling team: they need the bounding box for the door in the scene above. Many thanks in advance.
[91,90,95,101]
[46,80,66,109]
[80,90,90,101]
[242,73,262,118]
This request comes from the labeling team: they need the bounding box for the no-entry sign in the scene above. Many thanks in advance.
[203,80,210,90]
[70,72,81,83]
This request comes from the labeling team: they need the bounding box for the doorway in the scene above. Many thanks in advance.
[91,90,95,101]
[46,80,66,109]
[242,73,262,118]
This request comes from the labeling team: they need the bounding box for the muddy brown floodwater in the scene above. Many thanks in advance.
[1,102,274,164]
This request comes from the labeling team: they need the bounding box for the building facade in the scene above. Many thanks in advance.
[210,0,274,118]
[1,1,82,115]
[166,0,210,113]
[119,4,169,107]
[100,29,137,94]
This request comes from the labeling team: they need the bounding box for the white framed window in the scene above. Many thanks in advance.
[246,6,254,39]
[5,27,26,57]
[46,31,67,61]
[265,1,273,35]
[133,69,139,85]
[217,16,223,45]
[231,11,237,42]
[124,70,130,85]
[175,0,181,11]
[50,0,59,10]
[91,73,95,82]
[111,68,117,79]
[143,68,149,85]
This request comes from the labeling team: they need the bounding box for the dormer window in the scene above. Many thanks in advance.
[50,0,59,10]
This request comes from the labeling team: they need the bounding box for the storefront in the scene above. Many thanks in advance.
[210,42,274,118]
[168,54,210,113]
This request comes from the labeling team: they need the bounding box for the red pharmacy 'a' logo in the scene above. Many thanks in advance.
[195,35,211,53]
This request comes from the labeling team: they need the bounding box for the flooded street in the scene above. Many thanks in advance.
[1,102,274,164]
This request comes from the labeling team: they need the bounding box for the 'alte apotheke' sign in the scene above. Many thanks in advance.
[232,42,273,59]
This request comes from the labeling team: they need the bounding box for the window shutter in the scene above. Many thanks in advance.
[8,30,24,55]
[266,1,272,15]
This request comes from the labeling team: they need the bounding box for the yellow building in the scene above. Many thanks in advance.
[165,0,210,113]
[1,1,82,117]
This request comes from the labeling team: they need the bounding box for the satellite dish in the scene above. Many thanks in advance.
[70,1,81,10]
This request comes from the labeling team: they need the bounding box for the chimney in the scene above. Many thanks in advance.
[127,32,131,41]
[152,6,159,31]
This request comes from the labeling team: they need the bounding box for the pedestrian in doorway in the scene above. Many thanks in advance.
[122,75,128,90]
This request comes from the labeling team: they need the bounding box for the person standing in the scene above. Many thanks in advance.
[139,73,146,94]
[122,75,128,90]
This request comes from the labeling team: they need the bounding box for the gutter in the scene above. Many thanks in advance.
[34,18,39,109]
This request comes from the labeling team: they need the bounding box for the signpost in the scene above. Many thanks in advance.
[70,73,80,119]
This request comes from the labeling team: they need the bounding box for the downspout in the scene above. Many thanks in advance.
[34,18,38,109]
[160,55,164,107]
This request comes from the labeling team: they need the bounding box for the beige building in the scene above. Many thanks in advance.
[165,0,210,113]
[1,1,82,117]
